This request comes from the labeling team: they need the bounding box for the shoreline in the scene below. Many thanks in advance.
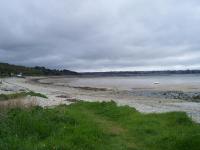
[1,76,200,123]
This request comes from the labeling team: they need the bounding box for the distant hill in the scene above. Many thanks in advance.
[82,70,200,77]
[1,62,200,77]
[0,62,79,77]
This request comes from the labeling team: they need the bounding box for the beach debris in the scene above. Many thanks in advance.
[19,89,26,92]
[66,98,79,102]
[56,95,71,98]
[1,87,14,92]
[72,86,109,91]
[153,82,160,84]
[56,95,79,102]
[16,73,25,78]
[130,90,200,102]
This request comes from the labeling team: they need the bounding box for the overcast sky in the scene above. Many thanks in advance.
[0,0,200,72]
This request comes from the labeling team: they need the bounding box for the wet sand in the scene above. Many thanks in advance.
[1,76,200,123]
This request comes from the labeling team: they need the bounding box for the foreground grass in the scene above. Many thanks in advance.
[0,101,200,150]
[0,91,48,101]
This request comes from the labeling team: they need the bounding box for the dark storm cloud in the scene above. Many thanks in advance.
[0,0,200,71]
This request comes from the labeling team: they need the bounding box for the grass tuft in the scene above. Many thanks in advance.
[26,91,48,99]
[0,91,47,101]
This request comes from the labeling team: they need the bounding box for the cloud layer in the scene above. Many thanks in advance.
[0,0,200,71]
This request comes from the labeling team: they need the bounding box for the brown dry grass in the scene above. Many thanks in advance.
[0,97,38,111]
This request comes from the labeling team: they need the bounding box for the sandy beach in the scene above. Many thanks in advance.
[1,76,200,123]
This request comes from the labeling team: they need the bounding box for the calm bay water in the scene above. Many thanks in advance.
[66,74,200,91]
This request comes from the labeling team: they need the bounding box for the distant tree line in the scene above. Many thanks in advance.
[0,62,79,77]
[1,62,200,77]
[82,70,200,77]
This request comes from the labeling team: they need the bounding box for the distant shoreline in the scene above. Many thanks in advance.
[80,70,200,77]
[1,62,200,77]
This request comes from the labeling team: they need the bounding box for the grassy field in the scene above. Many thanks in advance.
[0,101,200,150]
[0,91,47,101]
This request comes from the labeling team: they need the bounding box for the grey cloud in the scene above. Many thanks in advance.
[0,0,200,71]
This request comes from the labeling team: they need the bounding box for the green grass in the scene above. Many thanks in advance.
[0,91,48,101]
[0,101,200,150]
[26,91,48,99]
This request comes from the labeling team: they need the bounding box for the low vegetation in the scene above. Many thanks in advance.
[0,101,199,150]
[0,91,47,101]
[26,91,48,99]
[192,95,200,101]
[0,62,78,77]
